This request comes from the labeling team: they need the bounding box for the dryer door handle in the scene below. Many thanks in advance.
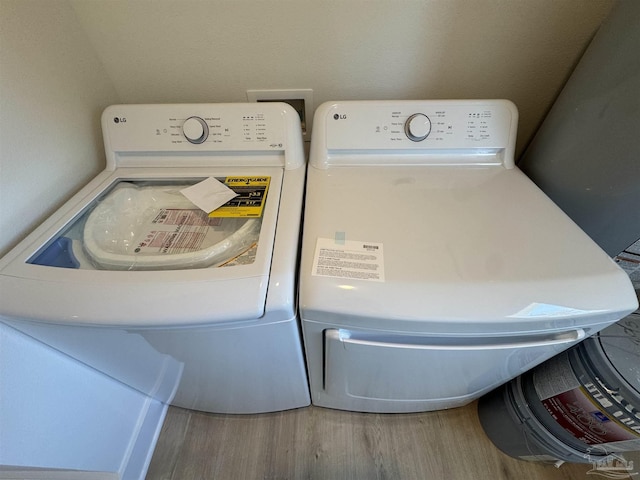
[329,328,586,351]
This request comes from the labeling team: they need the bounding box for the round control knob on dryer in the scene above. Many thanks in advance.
[183,116,209,144]
[404,113,432,142]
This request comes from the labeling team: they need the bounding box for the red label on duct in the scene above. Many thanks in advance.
[541,387,640,446]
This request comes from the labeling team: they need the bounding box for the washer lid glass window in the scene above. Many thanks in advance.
[28,178,268,271]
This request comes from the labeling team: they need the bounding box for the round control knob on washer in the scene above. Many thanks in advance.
[182,116,209,144]
[404,113,432,142]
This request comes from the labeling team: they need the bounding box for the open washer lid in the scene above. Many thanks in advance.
[82,182,260,271]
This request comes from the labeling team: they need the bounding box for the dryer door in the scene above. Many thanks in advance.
[322,328,585,413]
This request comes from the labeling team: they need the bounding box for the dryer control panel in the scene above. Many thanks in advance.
[320,100,517,151]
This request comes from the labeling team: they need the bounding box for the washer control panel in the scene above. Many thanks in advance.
[323,100,516,151]
[103,104,291,153]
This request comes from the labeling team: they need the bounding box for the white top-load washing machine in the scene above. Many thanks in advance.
[299,100,638,413]
[0,103,310,414]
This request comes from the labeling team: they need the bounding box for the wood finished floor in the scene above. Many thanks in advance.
[146,401,624,480]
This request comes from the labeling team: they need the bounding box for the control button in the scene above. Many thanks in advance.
[182,116,209,144]
[404,113,432,142]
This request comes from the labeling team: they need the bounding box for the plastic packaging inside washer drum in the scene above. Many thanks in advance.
[83,183,260,270]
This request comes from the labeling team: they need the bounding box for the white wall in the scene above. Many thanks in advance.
[71,0,614,155]
[0,0,119,256]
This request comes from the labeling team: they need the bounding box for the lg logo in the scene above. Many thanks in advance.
[113,117,127,124]
[333,113,347,120]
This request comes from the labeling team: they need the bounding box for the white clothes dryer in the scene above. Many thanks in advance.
[299,100,638,413]
[0,103,310,414]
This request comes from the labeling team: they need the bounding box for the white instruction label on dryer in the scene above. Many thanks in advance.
[312,238,385,282]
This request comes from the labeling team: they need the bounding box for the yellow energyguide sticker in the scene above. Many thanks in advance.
[209,176,271,218]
